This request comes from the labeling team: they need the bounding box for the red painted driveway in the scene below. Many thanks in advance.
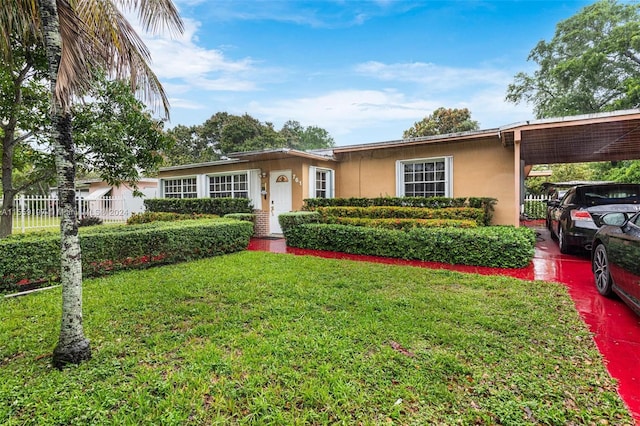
[248,225,640,423]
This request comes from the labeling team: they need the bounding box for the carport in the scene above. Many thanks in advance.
[498,109,640,225]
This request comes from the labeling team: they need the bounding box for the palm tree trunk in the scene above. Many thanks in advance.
[37,0,91,369]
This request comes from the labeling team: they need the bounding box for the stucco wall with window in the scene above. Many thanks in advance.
[333,135,516,225]
[158,157,336,212]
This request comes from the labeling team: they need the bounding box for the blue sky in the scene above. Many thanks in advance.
[139,0,594,146]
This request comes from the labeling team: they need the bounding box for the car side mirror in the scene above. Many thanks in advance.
[599,212,628,227]
[546,200,559,207]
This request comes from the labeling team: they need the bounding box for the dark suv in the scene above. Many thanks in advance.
[547,183,640,253]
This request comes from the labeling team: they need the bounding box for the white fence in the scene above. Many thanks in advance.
[522,194,550,220]
[1,195,132,233]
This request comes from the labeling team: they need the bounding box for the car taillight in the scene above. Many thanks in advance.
[571,210,593,221]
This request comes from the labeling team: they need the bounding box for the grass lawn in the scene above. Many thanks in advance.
[0,251,632,425]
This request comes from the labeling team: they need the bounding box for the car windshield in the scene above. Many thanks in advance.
[581,186,640,206]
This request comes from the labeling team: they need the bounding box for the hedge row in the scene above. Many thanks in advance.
[304,196,496,225]
[316,206,485,225]
[0,218,253,293]
[127,211,219,224]
[332,217,478,230]
[144,197,253,215]
[283,223,535,268]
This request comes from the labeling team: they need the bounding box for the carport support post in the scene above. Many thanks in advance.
[513,130,522,227]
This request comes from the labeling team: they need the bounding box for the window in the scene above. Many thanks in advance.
[397,157,452,197]
[163,177,197,198]
[209,172,248,198]
[309,167,334,198]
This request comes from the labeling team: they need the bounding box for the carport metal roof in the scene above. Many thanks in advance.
[499,109,640,165]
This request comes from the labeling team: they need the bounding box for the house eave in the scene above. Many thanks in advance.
[159,158,247,172]
[332,128,500,153]
[227,148,337,162]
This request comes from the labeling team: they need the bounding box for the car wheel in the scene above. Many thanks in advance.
[593,244,613,297]
[558,226,571,254]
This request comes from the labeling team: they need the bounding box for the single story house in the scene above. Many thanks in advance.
[158,109,640,235]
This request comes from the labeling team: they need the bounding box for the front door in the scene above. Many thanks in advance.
[269,170,292,234]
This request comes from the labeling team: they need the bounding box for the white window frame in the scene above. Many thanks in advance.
[396,156,453,197]
[161,176,198,199]
[208,171,249,199]
[207,169,261,209]
[308,166,335,199]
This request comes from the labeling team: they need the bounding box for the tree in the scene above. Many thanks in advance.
[506,0,640,118]
[403,107,479,138]
[506,0,640,182]
[72,75,172,186]
[0,0,183,369]
[280,120,335,150]
[0,36,50,237]
[1,64,171,237]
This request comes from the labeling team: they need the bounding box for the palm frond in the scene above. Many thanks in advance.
[72,0,177,117]
[0,0,41,62]
[113,0,184,35]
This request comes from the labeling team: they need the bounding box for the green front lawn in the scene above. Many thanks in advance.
[0,252,632,425]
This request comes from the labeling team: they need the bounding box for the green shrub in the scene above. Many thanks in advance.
[303,196,469,209]
[333,217,478,230]
[284,224,535,268]
[316,206,485,225]
[0,219,253,293]
[224,213,255,223]
[278,211,322,233]
[127,211,218,225]
[304,196,497,225]
[144,198,253,215]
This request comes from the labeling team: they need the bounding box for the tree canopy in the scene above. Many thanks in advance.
[506,0,640,118]
[402,107,479,138]
[164,113,335,166]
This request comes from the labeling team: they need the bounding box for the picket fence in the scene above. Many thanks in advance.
[522,194,550,220]
[1,195,131,233]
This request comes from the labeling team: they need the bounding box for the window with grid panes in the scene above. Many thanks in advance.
[209,173,248,198]
[399,158,450,197]
[163,177,197,198]
[315,169,329,198]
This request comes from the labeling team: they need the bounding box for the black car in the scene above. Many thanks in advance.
[592,212,640,316]
[547,183,640,253]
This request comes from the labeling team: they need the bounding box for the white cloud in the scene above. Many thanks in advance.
[135,17,259,92]
[354,61,513,93]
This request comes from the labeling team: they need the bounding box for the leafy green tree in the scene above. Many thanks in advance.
[164,124,216,166]
[73,75,172,186]
[163,113,336,166]
[281,120,335,150]
[0,0,183,369]
[507,0,640,182]
[506,0,640,118]
[0,37,50,237]
[403,107,479,138]
[525,163,595,194]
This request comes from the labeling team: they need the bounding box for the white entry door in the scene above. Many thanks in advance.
[269,170,292,234]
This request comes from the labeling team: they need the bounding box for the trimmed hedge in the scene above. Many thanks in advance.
[278,211,322,233]
[224,213,256,223]
[304,196,497,226]
[332,217,478,230]
[144,198,253,215]
[316,206,485,225]
[303,196,469,209]
[127,211,219,224]
[0,218,253,293]
[284,223,535,268]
